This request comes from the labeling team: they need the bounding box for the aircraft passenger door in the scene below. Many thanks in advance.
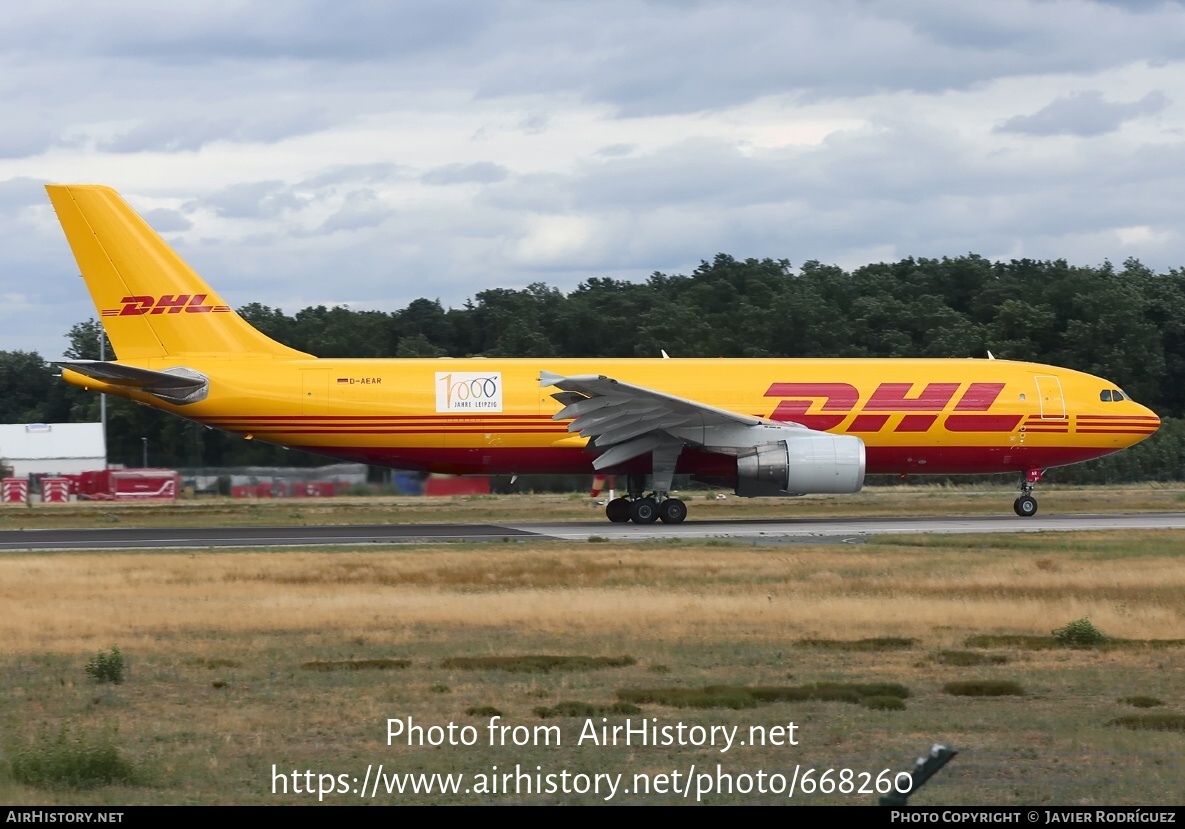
[302,370,330,415]
[1034,375,1065,419]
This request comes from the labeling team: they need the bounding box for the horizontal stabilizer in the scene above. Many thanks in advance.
[57,360,209,405]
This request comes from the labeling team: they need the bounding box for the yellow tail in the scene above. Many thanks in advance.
[47,184,310,361]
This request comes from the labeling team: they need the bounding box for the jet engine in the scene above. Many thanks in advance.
[735,433,866,497]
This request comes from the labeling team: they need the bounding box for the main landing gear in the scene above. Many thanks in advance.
[604,474,688,524]
[1013,469,1042,517]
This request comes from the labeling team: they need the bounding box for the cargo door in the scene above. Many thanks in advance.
[1034,375,1065,419]
[302,370,330,415]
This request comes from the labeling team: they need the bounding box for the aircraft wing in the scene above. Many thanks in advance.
[56,360,209,405]
[540,370,785,470]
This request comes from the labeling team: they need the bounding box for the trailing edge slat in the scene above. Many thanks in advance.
[572,404,668,434]
[594,419,673,446]
[555,395,616,420]
[550,392,586,407]
[540,370,762,452]
[575,411,650,437]
[577,409,677,441]
[592,434,664,470]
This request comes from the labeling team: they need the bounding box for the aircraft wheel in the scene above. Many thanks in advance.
[1014,495,1038,517]
[630,497,660,524]
[658,498,687,524]
[605,498,631,523]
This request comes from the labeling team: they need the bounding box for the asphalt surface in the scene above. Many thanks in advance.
[2,512,1184,550]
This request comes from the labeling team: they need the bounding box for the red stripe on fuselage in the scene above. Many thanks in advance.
[945,415,1023,432]
[288,444,1123,477]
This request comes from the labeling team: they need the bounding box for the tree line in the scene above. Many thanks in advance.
[2,253,1183,481]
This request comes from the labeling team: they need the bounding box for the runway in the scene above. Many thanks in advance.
[3,512,1185,551]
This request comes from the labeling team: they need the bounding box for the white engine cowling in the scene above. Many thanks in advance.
[735,434,866,497]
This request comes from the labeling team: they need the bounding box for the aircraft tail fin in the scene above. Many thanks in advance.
[46,184,310,361]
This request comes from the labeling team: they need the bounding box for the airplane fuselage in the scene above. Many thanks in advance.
[65,356,1159,480]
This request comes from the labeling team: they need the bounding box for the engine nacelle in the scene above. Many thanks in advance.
[735,434,866,497]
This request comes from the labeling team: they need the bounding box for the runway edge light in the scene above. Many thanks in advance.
[879,743,957,806]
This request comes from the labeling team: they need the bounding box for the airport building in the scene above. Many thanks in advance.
[0,422,106,477]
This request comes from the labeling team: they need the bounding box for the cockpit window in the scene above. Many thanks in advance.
[1112,389,1126,401]
[1100,390,1113,402]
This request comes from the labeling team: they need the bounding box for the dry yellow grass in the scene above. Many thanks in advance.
[3,530,1185,805]
[4,532,1184,654]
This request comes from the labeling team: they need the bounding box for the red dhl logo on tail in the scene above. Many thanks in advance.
[101,295,232,316]
[766,382,1024,433]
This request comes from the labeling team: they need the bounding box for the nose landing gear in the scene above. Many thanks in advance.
[1013,469,1042,517]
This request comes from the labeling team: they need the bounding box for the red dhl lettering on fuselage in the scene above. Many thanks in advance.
[766,382,1024,433]
[100,294,232,316]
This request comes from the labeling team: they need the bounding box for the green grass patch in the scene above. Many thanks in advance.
[1109,714,1185,732]
[943,680,1025,697]
[863,695,907,711]
[533,701,642,718]
[299,658,410,672]
[965,635,1185,651]
[84,647,125,685]
[1052,618,1108,647]
[617,686,758,709]
[1119,696,1164,708]
[442,655,636,673]
[186,658,241,669]
[9,724,140,790]
[795,637,915,651]
[465,706,503,717]
[936,650,1010,666]
[964,634,1061,650]
[617,682,909,710]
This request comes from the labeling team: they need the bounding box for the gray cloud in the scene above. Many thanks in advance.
[422,162,509,186]
[317,189,393,234]
[0,1,495,63]
[141,208,193,232]
[201,181,307,219]
[2,1,1183,126]
[595,144,635,158]
[0,177,49,214]
[996,90,1171,136]
[0,127,60,159]
[301,163,405,189]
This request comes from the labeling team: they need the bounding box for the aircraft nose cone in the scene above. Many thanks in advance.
[1135,404,1161,443]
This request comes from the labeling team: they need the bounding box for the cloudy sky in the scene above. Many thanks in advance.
[1,0,1183,358]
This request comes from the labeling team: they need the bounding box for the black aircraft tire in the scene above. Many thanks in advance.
[630,497,660,524]
[1014,496,1038,517]
[605,498,632,523]
[658,499,688,524]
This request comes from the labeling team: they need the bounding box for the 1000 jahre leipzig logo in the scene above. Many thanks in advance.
[101,294,231,316]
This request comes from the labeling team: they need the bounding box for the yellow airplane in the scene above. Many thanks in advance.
[47,184,1161,524]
